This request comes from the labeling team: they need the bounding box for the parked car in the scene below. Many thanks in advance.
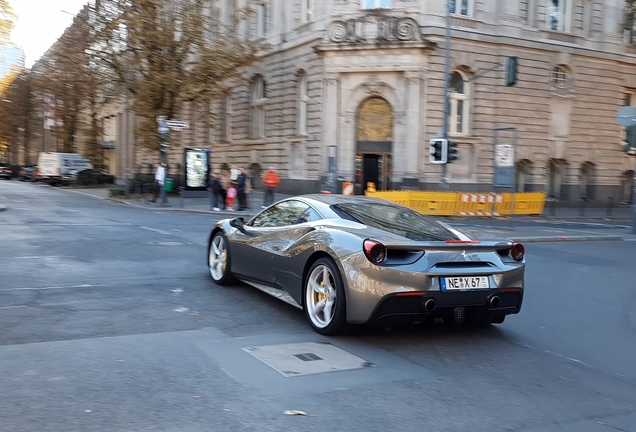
[37,152,93,185]
[207,194,526,335]
[19,167,37,182]
[62,168,113,185]
[0,165,12,180]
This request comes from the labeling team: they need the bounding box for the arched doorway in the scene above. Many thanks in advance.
[355,97,394,194]
[516,159,533,192]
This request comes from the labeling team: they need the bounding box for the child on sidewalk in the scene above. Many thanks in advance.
[226,182,237,211]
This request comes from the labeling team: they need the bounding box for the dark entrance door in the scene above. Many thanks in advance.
[363,154,380,191]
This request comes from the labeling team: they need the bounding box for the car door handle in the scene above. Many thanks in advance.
[272,246,280,251]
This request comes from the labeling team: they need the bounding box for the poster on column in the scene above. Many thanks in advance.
[183,148,211,190]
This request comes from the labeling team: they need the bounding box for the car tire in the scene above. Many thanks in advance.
[303,257,348,335]
[208,231,236,286]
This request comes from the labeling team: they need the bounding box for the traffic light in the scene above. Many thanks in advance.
[447,140,459,163]
[429,138,448,164]
[506,56,518,87]
[624,125,636,155]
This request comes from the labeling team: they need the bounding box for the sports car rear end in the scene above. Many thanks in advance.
[329,200,525,327]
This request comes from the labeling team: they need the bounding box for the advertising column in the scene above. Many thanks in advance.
[183,148,211,198]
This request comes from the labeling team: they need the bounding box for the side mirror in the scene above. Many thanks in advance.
[229,217,245,228]
[230,217,260,236]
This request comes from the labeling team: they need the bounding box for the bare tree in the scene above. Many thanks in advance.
[90,0,264,152]
[0,0,15,44]
[0,70,32,164]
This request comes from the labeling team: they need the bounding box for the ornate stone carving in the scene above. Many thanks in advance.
[327,21,348,43]
[325,73,339,87]
[395,18,418,41]
[364,77,386,95]
[327,17,420,44]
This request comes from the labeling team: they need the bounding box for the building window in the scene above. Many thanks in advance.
[449,0,470,16]
[257,2,269,38]
[251,76,267,139]
[220,93,232,142]
[362,0,391,9]
[551,65,570,86]
[549,0,569,32]
[449,71,470,135]
[298,72,309,135]
[301,0,314,23]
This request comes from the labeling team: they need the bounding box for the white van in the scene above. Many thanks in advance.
[37,152,94,184]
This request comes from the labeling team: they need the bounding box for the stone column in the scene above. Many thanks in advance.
[323,73,340,180]
[403,71,421,184]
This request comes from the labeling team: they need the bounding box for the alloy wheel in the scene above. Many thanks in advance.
[305,264,337,329]
[209,235,227,281]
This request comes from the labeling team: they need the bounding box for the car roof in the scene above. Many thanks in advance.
[294,194,390,206]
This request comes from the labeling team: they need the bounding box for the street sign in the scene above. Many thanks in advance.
[165,120,189,130]
[617,106,636,127]
[495,144,515,167]
[493,127,518,188]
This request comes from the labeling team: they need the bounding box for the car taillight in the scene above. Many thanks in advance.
[363,239,386,264]
[510,243,525,261]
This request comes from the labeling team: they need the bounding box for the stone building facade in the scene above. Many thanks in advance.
[128,0,636,204]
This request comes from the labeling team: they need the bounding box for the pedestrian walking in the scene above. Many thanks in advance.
[149,163,169,206]
[208,172,223,211]
[236,167,248,211]
[262,166,280,208]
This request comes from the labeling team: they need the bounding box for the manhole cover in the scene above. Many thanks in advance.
[242,342,374,377]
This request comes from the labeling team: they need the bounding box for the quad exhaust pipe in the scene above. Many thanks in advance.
[423,299,436,313]
[489,296,500,309]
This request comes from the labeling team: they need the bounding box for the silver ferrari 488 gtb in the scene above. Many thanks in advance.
[207,194,525,335]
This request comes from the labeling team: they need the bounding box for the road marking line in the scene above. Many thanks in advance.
[0,284,103,292]
[141,226,173,235]
[0,305,29,310]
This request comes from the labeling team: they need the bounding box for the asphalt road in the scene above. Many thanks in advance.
[1,181,636,432]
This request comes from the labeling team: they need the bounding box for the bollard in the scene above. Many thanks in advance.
[607,197,614,217]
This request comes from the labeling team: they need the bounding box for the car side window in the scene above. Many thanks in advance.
[296,207,322,224]
[249,200,310,228]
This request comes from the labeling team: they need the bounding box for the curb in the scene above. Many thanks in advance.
[511,235,625,243]
[107,198,258,217]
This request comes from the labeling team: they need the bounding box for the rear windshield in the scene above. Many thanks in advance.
[332,202,460,242]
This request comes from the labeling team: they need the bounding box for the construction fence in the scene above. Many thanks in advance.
[364,190,546,216]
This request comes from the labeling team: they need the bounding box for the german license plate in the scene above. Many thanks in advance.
[441,276,490,290]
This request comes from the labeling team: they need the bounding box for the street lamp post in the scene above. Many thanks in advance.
[441,0,451,189]
[124,51,130,197]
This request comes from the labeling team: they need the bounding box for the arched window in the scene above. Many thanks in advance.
[450,71,470,135]
[251,76,266,139]
[297,71,309,135]
[547,159,565,199]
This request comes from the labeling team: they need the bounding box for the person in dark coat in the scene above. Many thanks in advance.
[207,172,224,211]
[236,167,248,211]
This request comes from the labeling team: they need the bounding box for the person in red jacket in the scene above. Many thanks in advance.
[262,166,280,208]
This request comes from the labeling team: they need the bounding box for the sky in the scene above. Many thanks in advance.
[11,0,89,68]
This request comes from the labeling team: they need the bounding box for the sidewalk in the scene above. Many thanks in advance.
[114,189,295,216]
